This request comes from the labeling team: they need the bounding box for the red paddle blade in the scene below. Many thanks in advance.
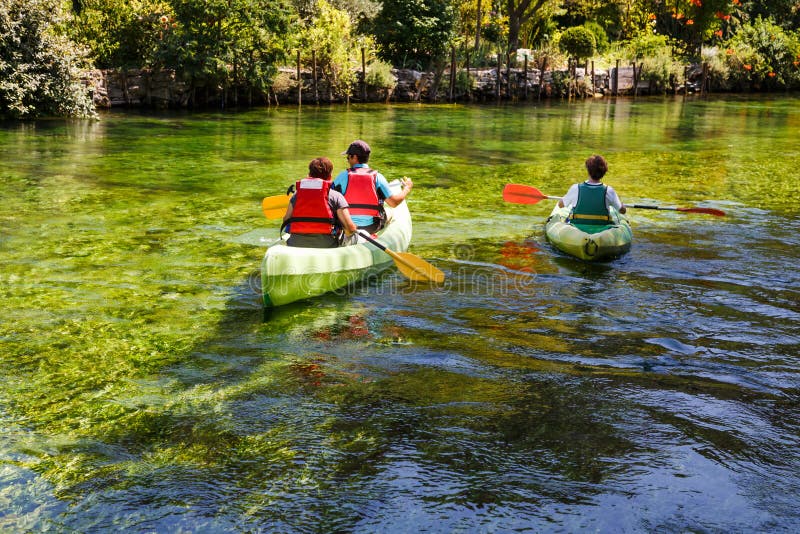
[503,184,548,204]
[676,207,726,217]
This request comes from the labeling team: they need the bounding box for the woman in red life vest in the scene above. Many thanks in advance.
[282,157,358,248]
[332,140,413,234]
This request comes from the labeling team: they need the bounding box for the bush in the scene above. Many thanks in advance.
[624,33,672,61]
[558,26,596,61]
[583,21,609,54]
[365,59,397,89]
[69,0,171,69]
[0,0,96,119]
[723,17,800,90]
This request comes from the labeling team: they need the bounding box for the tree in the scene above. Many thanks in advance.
[558,26,596,61]
[505,0,552,53]
[162,0,296,99]
[68,0,172,69]
[370,0,457,69]
[300,0,363,98]
[0,0,95,118]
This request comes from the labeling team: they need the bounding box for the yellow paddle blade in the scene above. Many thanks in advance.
[262,195,290,219]
[388,250,445,283]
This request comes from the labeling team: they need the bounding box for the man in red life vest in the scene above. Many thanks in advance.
[282,157,358,248]
[332,140,413,234]
[558,154,626,225]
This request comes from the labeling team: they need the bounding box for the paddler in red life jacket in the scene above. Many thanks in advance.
[281,157,358,248]
[558,154,626,225]
[332,140,413,234]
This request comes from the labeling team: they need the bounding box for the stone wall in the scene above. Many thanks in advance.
[84,65,690,110]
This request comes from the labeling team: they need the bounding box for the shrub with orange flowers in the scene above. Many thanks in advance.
[722,18,800,90]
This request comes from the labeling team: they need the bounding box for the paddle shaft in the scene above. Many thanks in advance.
[357,231,444,283]
[630,204,726,216]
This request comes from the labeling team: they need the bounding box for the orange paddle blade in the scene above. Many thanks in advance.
[502,184,558,204]
[262,195,291,219]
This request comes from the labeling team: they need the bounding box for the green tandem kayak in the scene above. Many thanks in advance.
[261,197,412,307]
[544,204,632,261]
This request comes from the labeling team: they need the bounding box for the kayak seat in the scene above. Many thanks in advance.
[573,222,615,235]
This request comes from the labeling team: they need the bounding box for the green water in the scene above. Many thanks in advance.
[1,97,799,531]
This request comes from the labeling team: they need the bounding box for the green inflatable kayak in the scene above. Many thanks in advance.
[544,204,632,261]
[261,197,412,307]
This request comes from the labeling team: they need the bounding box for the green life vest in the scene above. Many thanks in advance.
[571,182,611,225]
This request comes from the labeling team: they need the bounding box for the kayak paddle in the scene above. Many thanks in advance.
[628,204,726,217]
[358,231,445,283]
[262,194,291,219]
[504,183,726,216]
[502,183,559,204]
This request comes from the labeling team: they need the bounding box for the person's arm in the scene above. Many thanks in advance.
[385,176,413,208]
[558,184,577,208]
[607,186,626,214]
[337,208,358,234]
[282,199,294,224]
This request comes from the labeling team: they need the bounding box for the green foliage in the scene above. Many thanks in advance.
[370,0,457,69]
[162,0,295,94]
[639,50,684,94]
[69,0,171,69]
[583,21,609,53]
[723,17,800,90]
[0,0,96,118]
[455,69,475,93]
[300,0,363,98]
[558,26,596,60]
[365,58,397,89]
[623,33,672,61]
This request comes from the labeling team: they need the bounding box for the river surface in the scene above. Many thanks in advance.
[1,97,799,532]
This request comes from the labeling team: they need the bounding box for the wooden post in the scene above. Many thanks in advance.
[466,51,471,100]
[475,0,482,50]
[312,49,319,104]
[702,62,709,96]
[614,59,620,96]
[632,61,638,98]
[538,56,547,101]
[506,51,512,100]
[591,60,595,94]
[449,46,456,102]
[296,49,302,106]
[496,52,502,100]
[683,65,689,98]
[523,54,528,100]
[361,47,367,101]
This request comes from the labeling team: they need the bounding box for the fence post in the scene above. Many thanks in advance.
[523,54,528,100]
[312,50,318,104]
[591,60,595,94]
[296,49,302,106]
[449,46,456,102]
[361,47,367,101]
[496,52,502,101]
[466,51,471,101]
[702,62,709,96]
[684,65,689,99]
[614,59,620,96]
[506,51,512,100]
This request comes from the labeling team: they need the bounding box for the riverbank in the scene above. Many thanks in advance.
[84,63,708,110]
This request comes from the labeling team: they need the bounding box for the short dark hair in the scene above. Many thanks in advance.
[308,157,333,179]
[585,155,608,180]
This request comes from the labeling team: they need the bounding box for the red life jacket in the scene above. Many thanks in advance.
[342,169,381,218]
[284,178,336,235]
